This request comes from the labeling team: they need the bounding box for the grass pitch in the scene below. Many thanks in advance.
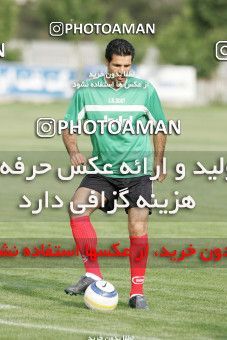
[0,102,226,339]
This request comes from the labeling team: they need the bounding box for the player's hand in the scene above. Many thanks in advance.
[157,172,167,182]
[69,151,87,167]
[153,163,167,182]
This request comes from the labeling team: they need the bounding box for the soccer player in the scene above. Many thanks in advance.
[62,39,167,309]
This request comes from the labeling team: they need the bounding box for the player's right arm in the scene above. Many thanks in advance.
[62,130,86,166]
[62,89,86,166]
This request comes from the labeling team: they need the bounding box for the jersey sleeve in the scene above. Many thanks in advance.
[145,83,168,127]
[64,89,85,124]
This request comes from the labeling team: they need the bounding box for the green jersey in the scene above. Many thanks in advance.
[64,76,167,178]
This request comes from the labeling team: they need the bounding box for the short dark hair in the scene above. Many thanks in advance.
[105,39,135,62]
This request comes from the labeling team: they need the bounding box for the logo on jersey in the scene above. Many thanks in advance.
[103,114,133,124]
[108,97,125,104]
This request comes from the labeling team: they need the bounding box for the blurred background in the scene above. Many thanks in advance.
[0,2,227,338]
[0,0,227,105]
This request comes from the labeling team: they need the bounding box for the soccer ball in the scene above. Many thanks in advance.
[84,280,118,311]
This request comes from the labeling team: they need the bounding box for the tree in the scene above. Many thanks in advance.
[0,0,18,42]
[189,0,227,29]
[37,0,108,40]
[0,0,21,61]
[156,0,226,78]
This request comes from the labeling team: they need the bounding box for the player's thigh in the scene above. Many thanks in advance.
[69,187,106,216]
[127,207,149,236]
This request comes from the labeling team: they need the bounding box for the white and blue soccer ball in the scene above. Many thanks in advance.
[84,280,118,311]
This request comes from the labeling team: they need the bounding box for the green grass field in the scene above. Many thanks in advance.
[0,102,226,339]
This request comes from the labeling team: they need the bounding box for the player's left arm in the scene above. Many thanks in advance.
[153,132,167,182]
[146,84,168,182]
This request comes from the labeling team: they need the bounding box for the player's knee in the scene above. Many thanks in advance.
[67,201,92,218]
[128,221,148,236]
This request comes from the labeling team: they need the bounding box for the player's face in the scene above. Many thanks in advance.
[106,54,132,83]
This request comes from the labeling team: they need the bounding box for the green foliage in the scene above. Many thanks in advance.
[17,0,44,40]
[16,0,183,45]
[0,0,18,42]
[4,47,22,62]
[37,0,108,40]
[39,0,89,23]
[156,13,216,77]
[190,0,227,29]
[156,0,225,78]
[103,0,182,27]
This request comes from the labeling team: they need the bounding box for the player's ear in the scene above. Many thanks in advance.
[105,58,109,66]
